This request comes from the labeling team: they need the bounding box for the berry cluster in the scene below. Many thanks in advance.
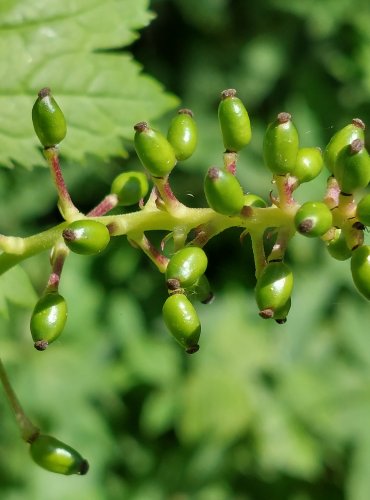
[0,87,370,476]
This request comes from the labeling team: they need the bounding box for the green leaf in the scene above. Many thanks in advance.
[0,265,37,317]
[0,0,178,168]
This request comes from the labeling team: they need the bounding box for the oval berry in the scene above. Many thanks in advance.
[263,112,299,175]
[186,274,214,304]
[30,434,89,475]
[326,228,351,261]
[63,220,110,255]
[294,147,323,184]
[30,292,67,350]
[218,89,252,152]
[167,109,198,161]
[351,245,370,300]
[334,139,370,194]
[274,297,291,324]
[166,246,208,290]
[204,166,244,215]
[111,171,149,206]
[162,293,201,353]
[32,88,67,148]
[357,193,370,226]
[243,193,267,208]
[294,201,333,238]
[255,261,293,319]
[324,118,365,174]
[134,122,177,177]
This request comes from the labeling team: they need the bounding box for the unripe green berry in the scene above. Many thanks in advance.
[357,193,370,226]
[166,246,208,289]
[274,297,291,324]
[294,147,323,183]
[255,261,293,319]
[162,293,201,353]
[167,109,198,161]
[334,139,370,194]
[30,434,89,475]
[294,201,333,238]
[134,122,177,177]
[63,220,110,255]
[111,171,149,206]
[32,88,67,148]
[324,118,365,174]
[186,274,214,304]
[30,292,67,350]
[351,245,370,300]
[218,89,252,152]
[204,166,244,215]
[326,228,352,260]
[243,193,267,208]
[263,112,299,175]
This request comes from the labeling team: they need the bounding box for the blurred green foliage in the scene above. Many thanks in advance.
[1,0,370,499]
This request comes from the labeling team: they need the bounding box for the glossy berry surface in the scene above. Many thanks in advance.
[351,245,370,300]
[334,139,370,194]
[243,193,267,208]
[167,109,198,161]
[204,166,244,215]
[186,274,214,304]
[357,193,370,226]
[162,293,201,353]
[63,220,110,255]
[134,122,177,177]
[294,147,323,184]
[324,119,365,174]
[32,88,67,148]
[30,434,89,475]
[166,246,208,289]
[294,201,333,238]
[111,171,149,206]
[30,292,67,350]
[255,261,293,318]
[218,89,251,152]
[263,112,299,175]
[326,228,352,261]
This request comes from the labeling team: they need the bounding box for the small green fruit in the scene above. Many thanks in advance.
[167,109,198,161]
[63,220,110,255]
[32,88,67,148]
[166,246,208,289]
[294,147,323,183]
[134,122,177,177]
[162,294,201,353]
[255,261,293,318]
[326,228,352,260]
[218,89,252,152]
[186,274,214,304]
[30,434,89,475]
[111,171,149,206]
[351,245,370,300]
[263,112,299,175]
[274,297,291,324]
[30,292,67,350]
[357,193,370,226]
[324,118,365,174]
[243,193,267,208]
[204,166,244,215]
[294,201,333,238]
[334,139,370,194]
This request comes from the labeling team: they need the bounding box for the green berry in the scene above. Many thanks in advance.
[167,109,198,161]
[186,274,214,304]
[263,112,299,175]
[32,88,67,148]
[351,245,370,300]
[166,246,208,290]
[294,147,323,183]
[30,434,89,475]
[334,139,370,194]
[218,89,252,152]
[134,122,177,177]
[63,220,110,255]
[274,297,291,324]
[255,261,293,319]
[324,118,365,174]
[326,228,352,260]
[162,293,201,353]
[294,201,333,238]
[204,166,244,215]
[243,193,267,208]
[111,171,149,206]
[30,292,67,351]
[357,193,370,226]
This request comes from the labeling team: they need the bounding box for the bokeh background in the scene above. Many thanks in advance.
[1,0,370,498]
